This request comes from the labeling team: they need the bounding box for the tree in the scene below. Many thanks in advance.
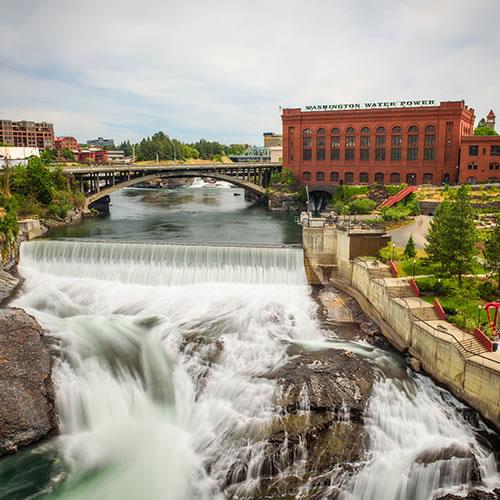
[404,235,417,259]
[474,126,499,136]
[61,148,75,161]
[484,219,500,291]
[425,185,478,287]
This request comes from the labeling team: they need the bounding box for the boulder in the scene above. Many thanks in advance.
[0,308,56,455]
[436,489,500,500]
[0,269,19,304]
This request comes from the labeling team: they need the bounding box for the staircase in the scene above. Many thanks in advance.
[454,336,489,358]
[378,186,418,209]
[387,283,415,298]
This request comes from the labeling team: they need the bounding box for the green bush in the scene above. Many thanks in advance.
[380,206,411,221]
[348,198,376,214]
[385,184,406,196]
[478,280,496,301]
[271,168,296,186]
[379,242,404,262]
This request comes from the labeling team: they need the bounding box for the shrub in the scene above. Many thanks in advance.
[478,280,496,301]
[379,242,404,262]
[381,206,410,221]
[348,198,376,214]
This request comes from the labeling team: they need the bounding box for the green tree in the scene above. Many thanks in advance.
[425,185,478,287]
[404,235,417,259]
[474,126,499,136]
[484,219,500,291]
[61,148,75,161]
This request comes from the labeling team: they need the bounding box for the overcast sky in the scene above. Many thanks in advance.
[1,0,499,145]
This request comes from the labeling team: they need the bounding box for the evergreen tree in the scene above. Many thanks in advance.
[425,185,478,287]
[484,218,500,291]
[404,235,416,259]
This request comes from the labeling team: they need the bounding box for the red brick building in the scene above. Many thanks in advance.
[282,100,475,187]
[0,120,54,150]
[459,135,500,184]
[78,149,109,164]
[55,136,80,152]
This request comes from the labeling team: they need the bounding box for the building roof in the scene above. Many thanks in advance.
[487,110,496,118]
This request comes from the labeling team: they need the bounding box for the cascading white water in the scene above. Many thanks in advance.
[20,239,305,286]
[13,240,500,499]
[15,239,321,499]
[343,376,500,500]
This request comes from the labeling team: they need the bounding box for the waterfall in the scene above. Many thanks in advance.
[19,239,306,286]
[11,240,499,499]
[15,239,319,499]
[343,376,500,500]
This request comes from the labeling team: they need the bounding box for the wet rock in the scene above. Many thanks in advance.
[0,308,56,455]
[234,347,376,498]
[436,489,500,500]
[408,356,421,372]
[0,269,19,304]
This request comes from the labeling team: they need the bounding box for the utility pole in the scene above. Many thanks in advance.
[156,152,159,165]
[173,142,177,163]
[132,144,136,163]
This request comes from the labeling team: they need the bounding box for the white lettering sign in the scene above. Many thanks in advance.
[302,100,437,112]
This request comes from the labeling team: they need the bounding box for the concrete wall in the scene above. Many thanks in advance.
[303,224,500,429]
[348,258,500,428]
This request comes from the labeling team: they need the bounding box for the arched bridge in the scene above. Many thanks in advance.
[62,163,282,210]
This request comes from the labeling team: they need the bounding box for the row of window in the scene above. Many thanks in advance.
[469,145,500,156]
[467,162,500,170]
[302,126,436,162]
[466,177,500,184]
[303,147,435,162]
[302,171,433,185]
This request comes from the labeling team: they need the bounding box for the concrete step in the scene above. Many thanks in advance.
[454,336,488,357]
[411,307,440,321]
[387,285,415,298]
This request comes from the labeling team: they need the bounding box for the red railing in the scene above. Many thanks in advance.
[378,186,418,209]
[389,260,399,278]
[434,298,446,320]
[473,328,493,352]
[409,279,420,297]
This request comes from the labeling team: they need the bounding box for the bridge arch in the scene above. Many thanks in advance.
[83,170,269,209]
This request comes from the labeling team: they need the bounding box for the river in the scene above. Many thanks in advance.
[0,184,499,499]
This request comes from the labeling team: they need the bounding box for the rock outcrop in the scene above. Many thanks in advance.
[0,308,56,455]
[0,269,19,304]
[225,347,375,498]
[436,489,500,500]
[267,190,302,212]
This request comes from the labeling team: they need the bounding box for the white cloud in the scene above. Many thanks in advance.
[0,0,499,144]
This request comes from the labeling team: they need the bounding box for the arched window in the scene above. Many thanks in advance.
[360,127,370,161]
[390,172,400,184]
[345,127,355,147]
[303,171,311,181]
[316,128,326,160]
[424,125,436,161]
[316,171,325,181]
[376,126,386,161]
[360,172,369,183]
[423,173,433,184]
[331,172,339,182]
[407,126,419,161]
[331,128,340,160]
[345,172,354,184]
[374,172,384,184]
[303,128,312,161]
[407,173,417,185]
[466,176,477,184]
[345,127,355,161]
[391,126,402,161]
[488,177,499,183]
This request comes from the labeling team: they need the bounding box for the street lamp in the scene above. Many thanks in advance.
[412,259,416,279]
[391,242,396,261]
[477,304,482,327]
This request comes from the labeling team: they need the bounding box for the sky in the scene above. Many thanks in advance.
[1,0,499,146]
